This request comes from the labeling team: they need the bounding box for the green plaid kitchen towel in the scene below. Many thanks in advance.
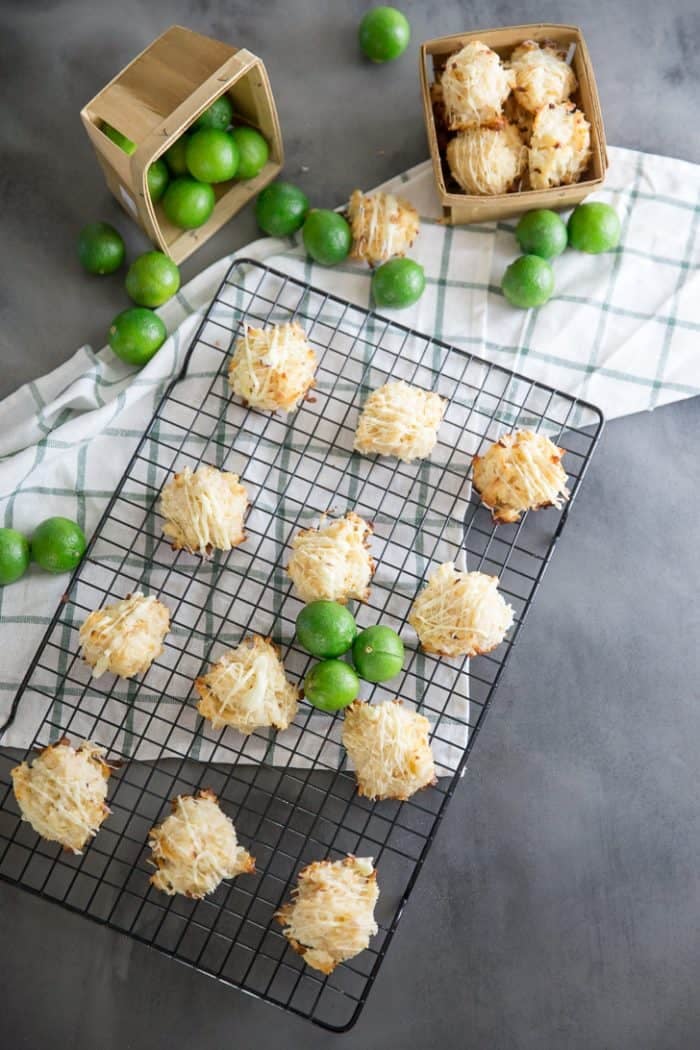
[1,145,699,761]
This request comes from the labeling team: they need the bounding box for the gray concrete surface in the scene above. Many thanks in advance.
[1,1,699,1047]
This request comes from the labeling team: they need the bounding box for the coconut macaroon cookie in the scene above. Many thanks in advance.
[160,464,248,556]
[440,40,515,130]
[195,635,299,735]
[276,855,379,974]
[409,562,514,659]
[447,122,527,196]
[79,592,170,679]
[509,39,577,113]
[354,380,446,462]
[472,430,569,524]
[342,700,436,801]
[528,101,591,190]
[347,189,420,266]
[149,789,255,899]
[11,739,111,854]
[228,321,317,413]
[286,512,375,604]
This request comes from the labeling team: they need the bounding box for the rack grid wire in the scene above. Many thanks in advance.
[0,258,603,1031]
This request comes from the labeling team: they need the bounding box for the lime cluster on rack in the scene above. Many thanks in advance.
[295,600,405,713]
[0,517,86,588]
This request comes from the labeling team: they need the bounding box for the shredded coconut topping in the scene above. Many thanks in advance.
[159,464,248,556]
[409,562,514,658]
[195,635,299,735]
[472,429,569,524]
[447,122,526,196]
[286,512,375,604]
[508,39,577,113]
[354,380,446,462]
[347,190,420,266]
[79,592,170,679]
[11,739,111,854]
[342,700,436,801]
[228,321,317,413]
[149,789,254,899]
[440,40,515,130]
[276,855,379,974]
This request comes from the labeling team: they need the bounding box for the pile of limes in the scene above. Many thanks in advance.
[295,600,405,712]
[501,202,622,309]
[0,517,87,587]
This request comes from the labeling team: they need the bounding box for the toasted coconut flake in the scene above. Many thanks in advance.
[286,512,375,604]
[447,121,526,196]
[159,465,248,556]
[354,380,446,462]
[472,429,569,524]
[79,592,170,679]
[342,700,436,801]
[440,41,515,130]
[228,321,317,413]
[509,39,577,113]
[347,189,420,266]
[528,101,591,190]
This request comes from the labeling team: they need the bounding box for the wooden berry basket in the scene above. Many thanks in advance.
[80,25,284,263]
[419,24,608,225]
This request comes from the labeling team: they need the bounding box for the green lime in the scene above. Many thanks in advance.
[296,601,357,659]
[515,209,567,259]
[101,122,136,155]
[147,159,169,203]
[193,95,233,131]
[568,202,621,253]
[162,177,216,229]
[0,528,30,586]
[185,128,239,183]
[352,625,404,683]
[359,6,411,62]
[164,137,190,176]
[371,257,425,308]
[302,209,352,266]
[31,517,86,575]
[125,251,180,307]
[501,255,555,308]
[255,182,309,237]
[231,126,269,179]
[77,222,125,275]
[108,307,167,367]
[304,660,359,713]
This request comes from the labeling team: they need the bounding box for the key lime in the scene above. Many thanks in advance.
[231,126,269,179]
[31,517,86,575]
[125,251,180,308]
[568,202,621,253]
[194,95,233,131]
[162,177,216,229]
[255,181,309,237]
[501,255,554,308]
[304,660,359,713]
[0,528,30,586]
[515,209,567,259]
[371,257,425,308]
[185,128,239,183]
[302,209,352,266]
[352,625,404,683]
[147,159,169,203]
[296,601,357,659]
[109,307,167,367]
[359,6,411,62]
[101,122,136,155]
[164,137,190,176]
[77,222,125,276]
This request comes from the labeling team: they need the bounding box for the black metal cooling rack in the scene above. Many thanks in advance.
[0,258,603,1031]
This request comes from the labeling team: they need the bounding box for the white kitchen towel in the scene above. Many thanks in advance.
[1,145,699,757]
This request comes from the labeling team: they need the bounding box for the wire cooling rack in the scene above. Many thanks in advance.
[0,258,603,1030]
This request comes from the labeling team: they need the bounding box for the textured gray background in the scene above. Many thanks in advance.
[1,1,700,1047]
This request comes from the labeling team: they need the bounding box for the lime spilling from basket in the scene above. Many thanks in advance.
[359,6,411,62]
[568,202,621,253]
[0,528,30,586]
[109,308,167,367]
[296,601,357,659]
[231,126,269,179]
[515,209,567,259]
[125,251,180,308]
[501,255,555,308]
[164,137,190,176]
[162,177,216,229]
[147,159,169,203]
[186,128,239,183]
[302,209,352,266]
[255,182,309,237]
[77,222,125,275]
[371,257,425,308]
[194,95,233,131]
[31,518,86,575]
[304,660,359,713]
[352,625,404,683]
